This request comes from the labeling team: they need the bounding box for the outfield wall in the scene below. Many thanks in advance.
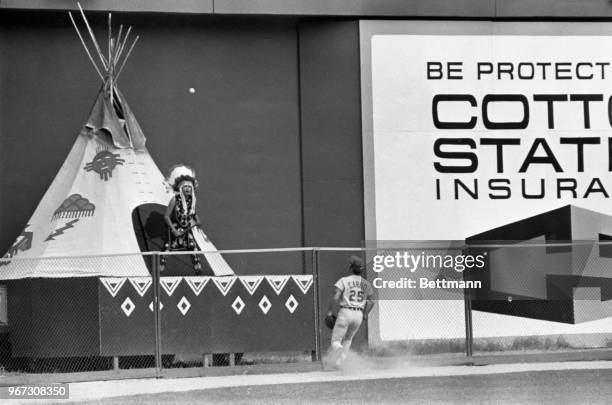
[3,3,612,351]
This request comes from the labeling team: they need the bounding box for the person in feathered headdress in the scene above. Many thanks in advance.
[161,164,203,273]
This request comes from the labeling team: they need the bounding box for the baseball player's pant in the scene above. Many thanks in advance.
[330,308,363,363]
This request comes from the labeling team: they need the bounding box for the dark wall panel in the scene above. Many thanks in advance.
[299,20,363,245]
[303,181,363,246]
[299,21,366,346]
[0,13,303,274]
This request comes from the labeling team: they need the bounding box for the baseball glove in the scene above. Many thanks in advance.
[324,314,337,329]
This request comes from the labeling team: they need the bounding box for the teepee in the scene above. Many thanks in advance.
[0,6,234,279]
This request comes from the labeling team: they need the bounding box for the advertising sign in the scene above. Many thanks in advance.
[361,21,612,342]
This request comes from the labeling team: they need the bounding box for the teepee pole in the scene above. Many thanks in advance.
[77,3,109,72]
[68,12,104,81]
[113,25,124,66]
[115,26,132,68]
[108,13,113,105]
[116,35,139,79]
[109,38,114,105]
[108,13,112,71]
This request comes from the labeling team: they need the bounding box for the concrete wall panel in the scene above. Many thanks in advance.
[0,0,213,13]
[215,0,494,17]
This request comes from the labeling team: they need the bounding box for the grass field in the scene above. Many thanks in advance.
[62,368,612,405]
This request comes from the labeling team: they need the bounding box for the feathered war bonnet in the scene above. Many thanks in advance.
[167,164,197,215]
[167,164,198,192]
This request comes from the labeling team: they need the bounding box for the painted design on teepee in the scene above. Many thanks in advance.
[184,276,210,296]
[45,219,79,241]
[265,275,290,295]
[84,149,125,181]
[239,276,264,296]
[3,225,33,258]
[51,194,96,220]
[128,277,152,297]
[292,275,314,294]
[101,277,127,297]
[160,277,182,296]
[212,276,237,296]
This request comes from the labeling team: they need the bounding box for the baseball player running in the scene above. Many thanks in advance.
[325,255,374,369]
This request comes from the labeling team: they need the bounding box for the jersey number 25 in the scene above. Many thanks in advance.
[349,290,364,302]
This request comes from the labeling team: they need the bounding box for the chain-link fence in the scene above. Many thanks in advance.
[0,253,157,374]
[155,249,317,371]
[0,249,318,376]
[466,240,612,355]
[319,242,612,358]
[1,242,612,378]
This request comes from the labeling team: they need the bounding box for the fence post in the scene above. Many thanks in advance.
[312,248,322,362]
[152,253,163,377]
[464,286,473,358]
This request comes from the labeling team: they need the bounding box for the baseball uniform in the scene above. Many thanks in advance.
[330,274,374,365]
